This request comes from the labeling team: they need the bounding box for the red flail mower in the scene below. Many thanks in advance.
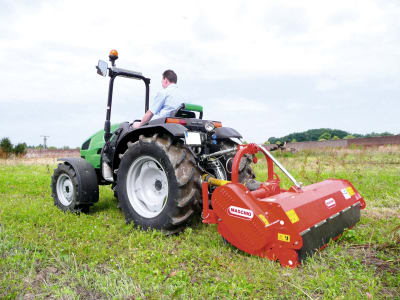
[201,144,366,268]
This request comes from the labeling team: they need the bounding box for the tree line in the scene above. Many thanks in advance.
[0,138,27,158]
[267,129,395,144]
[0,137,80,158]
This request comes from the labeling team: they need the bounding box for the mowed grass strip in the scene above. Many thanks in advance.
[0,146,399,299]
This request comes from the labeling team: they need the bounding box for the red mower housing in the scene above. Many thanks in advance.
[202,144,366,268]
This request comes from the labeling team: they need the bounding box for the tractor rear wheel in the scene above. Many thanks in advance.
[116,134,201,233]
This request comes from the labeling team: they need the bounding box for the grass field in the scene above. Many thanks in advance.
[0,146,399,299]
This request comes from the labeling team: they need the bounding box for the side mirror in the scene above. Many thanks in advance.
[96,60,108,77]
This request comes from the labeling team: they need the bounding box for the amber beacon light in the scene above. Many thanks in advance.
[109,49,119,66]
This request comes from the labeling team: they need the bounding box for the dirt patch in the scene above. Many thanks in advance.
[22,265,105,299]
[22,266,61,298]
[363,207,400,220]
[73,284,105,300]
[346,245,400,297]
[347,245,399,275]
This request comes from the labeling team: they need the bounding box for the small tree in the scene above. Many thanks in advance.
[319,132,331,141]
[343,135,355,139]
[268,137,278,144]
[332,136,340,140]
[14,143,27,156]
[0,138,13,158]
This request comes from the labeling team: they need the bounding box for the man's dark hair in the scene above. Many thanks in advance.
[162,70,177,83]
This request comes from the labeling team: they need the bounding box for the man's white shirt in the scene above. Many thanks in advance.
[150,84,184,119]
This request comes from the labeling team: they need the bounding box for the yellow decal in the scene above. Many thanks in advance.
[346,187,355,196]
[286,209,300,224]
[278,233,291,242]
[258,214,269,226]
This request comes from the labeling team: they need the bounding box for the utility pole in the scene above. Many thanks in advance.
[40,135,49,149]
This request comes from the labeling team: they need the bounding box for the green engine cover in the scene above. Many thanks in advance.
[80,123,120,169]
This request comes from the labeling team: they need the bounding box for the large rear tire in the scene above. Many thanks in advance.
[116,134,201,233]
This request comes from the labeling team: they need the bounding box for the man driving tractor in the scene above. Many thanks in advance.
[133,70,183,128]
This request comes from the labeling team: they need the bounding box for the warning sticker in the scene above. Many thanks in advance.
[258,214,269,226]
[278,233,291,242]
[286,209,300,224]
[346,186,355,196]
[341,187,355,199]
[341,188,351,199]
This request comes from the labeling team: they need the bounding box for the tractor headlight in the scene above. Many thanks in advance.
[204,121,215,132]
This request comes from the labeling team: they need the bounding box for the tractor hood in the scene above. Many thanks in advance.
[80,123,120,169]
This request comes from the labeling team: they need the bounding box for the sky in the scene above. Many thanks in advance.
[0,0,399,147]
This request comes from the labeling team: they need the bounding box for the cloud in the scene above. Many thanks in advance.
[0,0,399,147]
[209,97,271,113]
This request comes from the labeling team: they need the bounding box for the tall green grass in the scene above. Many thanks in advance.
[0,147,399,299]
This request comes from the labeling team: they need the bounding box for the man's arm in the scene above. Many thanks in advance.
[133,110,154,128]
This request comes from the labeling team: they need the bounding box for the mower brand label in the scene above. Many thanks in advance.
[325,198,336,209]
[278,233,291,242]
[227,206,254,220]
[286,209,300,224]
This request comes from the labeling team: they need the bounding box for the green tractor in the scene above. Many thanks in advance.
[51,50,254,233]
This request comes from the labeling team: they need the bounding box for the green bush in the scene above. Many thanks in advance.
[319,132,331,140]
[14,143,27,156]
[0,137,13,158]
[0,138,28,158]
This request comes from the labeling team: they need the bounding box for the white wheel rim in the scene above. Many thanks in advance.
[56,174,74,206]
[126,156,169,218]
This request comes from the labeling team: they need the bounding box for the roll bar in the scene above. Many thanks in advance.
[103,66,151,142]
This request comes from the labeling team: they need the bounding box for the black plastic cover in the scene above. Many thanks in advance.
[57,157,99,204]
[81,138,91,150]
[215,127,242,139]
[298,204,361,261]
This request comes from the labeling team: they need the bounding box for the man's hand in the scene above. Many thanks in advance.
[132,110,154,129]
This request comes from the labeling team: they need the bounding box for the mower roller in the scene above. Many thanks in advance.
[202,143,366,268]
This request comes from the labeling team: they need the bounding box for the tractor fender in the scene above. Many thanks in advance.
[215,127,242,139]
[113,123,187,168]
[57,157,99,204]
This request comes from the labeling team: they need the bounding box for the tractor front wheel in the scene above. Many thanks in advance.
[51,159,99,213]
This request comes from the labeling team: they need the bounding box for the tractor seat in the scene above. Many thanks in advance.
[174,109,196,118]
[170,104,195,118]
[170,103,202,119]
